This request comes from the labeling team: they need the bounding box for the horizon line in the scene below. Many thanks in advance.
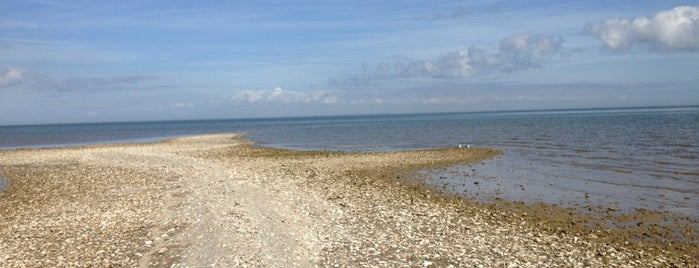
[2,104,698,127]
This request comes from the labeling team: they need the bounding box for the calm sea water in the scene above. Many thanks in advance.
[1,107,697,217]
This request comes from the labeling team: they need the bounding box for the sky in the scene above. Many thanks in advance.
[1,0,698,125]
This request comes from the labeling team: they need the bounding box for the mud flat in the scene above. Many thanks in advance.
[0,134,696,267]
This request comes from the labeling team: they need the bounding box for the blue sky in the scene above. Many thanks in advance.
[1,0,698,124]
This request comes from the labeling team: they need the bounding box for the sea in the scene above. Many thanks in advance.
[1,106,697,218]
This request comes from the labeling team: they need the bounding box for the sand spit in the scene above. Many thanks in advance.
[0,134,695,267]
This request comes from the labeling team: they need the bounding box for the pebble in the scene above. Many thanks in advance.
[0,134,694,267]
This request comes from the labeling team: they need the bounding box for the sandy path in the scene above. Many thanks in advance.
[94,136,322,266]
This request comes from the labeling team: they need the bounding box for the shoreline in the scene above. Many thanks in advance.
[0,134,696,266]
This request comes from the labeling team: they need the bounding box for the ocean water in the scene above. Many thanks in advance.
[1,107,697,217]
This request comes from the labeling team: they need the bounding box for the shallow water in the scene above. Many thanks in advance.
[419,153,697,217]
[247,107,699,218]
[0,177,8,194]
[1,106,697,218]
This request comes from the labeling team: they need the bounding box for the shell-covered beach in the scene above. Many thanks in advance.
[0,134,696,267]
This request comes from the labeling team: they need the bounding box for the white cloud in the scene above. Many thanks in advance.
[584,5,699,51]
[0,66,26,87]
[230,87,338,104]
[499,34,563,70]
[332,33,562,86]
[421,97,467,104]
[429,48,501,78]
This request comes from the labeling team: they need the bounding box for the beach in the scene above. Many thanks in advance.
[0,134,696,267]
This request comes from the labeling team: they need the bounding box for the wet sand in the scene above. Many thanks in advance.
[0,134,696,267]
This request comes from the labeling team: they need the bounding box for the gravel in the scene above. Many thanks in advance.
[0,134,695,267]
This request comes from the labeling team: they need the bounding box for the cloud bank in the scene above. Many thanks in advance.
[584,5,699,51]
[231,87,339,104]
[332,33,562,86]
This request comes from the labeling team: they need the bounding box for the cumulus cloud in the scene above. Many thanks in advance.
[0,66,26,87]
[499,34,563,70]
[231,87,339,104]
[584,5,699,51]
[332,33,562,86]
